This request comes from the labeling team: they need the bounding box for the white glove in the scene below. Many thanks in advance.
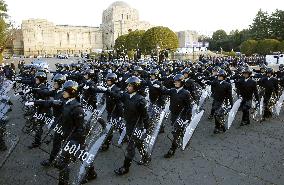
[0,95,9,101]
[176,118,184,127]
[83,85,90,90]
[25,101,34,106]
[119,77,122,81]
[97,86,107,91]
[153,84,160,88]
[23,89,31,94]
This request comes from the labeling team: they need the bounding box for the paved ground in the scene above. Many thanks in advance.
[0,58,283,185]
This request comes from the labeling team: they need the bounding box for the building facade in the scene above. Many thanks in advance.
[101,1,153,49]
[176,30,199,48]
[11,1,199,56]
[19,19,103,56]
[13,1,153,56]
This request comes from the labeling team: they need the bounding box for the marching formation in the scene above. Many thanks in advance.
[0,55,283,185]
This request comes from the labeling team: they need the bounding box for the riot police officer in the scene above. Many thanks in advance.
[109,77,150,175]
[28,72,50,149]
[161,74,193,158]
[236,67,259,126]
[39,74,66,167]
[57,80,97,185]
[100,73,123,151]
[258,68,279,120]
[81,69,98,110]
[211,70,233,134]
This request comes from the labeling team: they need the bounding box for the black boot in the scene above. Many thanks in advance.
[40,159,52,167]
[213,128,221,134]
[159,126,165,134]
[137,142,151,165]
[240,120,250,126]
[164,148,175,158]
[101,143,109,152]
[97,117,106,129]
[0,144,7,151]
[28,142,41,149]
[221,125,226,133]
[114,157,131,176]
[58,181,68,185]
[81,167,97,184]
[137,154,151,165]
[208,115,213,120]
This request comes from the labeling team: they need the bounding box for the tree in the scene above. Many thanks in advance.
[212,29,227,41]
[140,26,179,54]
[127,50,135,60]
[0,0,10,62]
[249,9,270,40]
[240,40,258,56]
[0,0,8,18]
[125,30,145,50]
[269,9,284,41]
[114,34,128,59]
[255,39,280,55]
[277,41,284,53]
[114,34,127,50]
[228,29,253,51]
[238,29,253,43]
[210,30,228,51]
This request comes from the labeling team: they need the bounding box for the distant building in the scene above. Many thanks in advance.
[12,1,153,56]
[176,30,199,48]
[11,1,200,56]
[101,1,153,49]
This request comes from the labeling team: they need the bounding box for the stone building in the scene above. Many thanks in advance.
[20,19,103,56]
[101,1,153,49]
[12,1,154,56]
[12,29,24,55]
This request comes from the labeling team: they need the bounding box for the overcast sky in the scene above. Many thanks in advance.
[5,0,284,36]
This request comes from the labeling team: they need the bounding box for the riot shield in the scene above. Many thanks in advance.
[227,98,242,129]
[164,99,170,119]
[198,89,209,110]
[144,105,166,156]
[205,85,212,97]
[0,133,19,169]
[0,96,11,120]
[275,91,284,116]
[0,80,14,95]
[259,97,264,118]
[182,110,204,150]
[117,127,126,145]
[75,123,112,185]
[191,103,198,118]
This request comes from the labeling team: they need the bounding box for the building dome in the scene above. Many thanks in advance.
[108,1,130,9]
